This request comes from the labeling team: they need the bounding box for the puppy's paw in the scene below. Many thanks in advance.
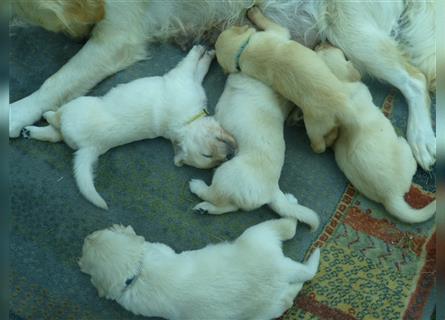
[247,6,261,21]
[190,45,206,58]
[193,202,210,214]
[286,107,304,126]
[206,49,216,59]
[189,179,208,196]
[20,127,31,139]
[284,193,298,204]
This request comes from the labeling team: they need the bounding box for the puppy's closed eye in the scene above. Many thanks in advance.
[202,154,212,158]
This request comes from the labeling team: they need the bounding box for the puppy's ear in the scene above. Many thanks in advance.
[172,141,185,167]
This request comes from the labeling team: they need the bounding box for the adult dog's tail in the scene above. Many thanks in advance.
[268,190,320,231]
[384,195,435,224]
[73,147,108,210]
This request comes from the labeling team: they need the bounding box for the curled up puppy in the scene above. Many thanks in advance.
[189,73,320,230]
[314,44,436,223]
[21,46,237,210]
[79,220,320,320]
[215,7,350,154]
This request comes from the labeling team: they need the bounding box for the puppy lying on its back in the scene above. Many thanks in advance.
[215,7,350,154]
[315,44,435,223]
[79,220,320,320]
[22,46,237,209]
[189,73,320,230]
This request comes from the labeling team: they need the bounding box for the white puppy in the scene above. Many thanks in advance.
[22,46,237,210]
[79,220,321,320]
[189,73,320,230]
[315,44,436,223]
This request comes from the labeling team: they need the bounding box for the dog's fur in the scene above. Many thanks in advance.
[22,46,237,209]
[10,0,436,170]
[216,9,351,156]
[79,220,320,320]
[313,44,436,223]
[189,73,320,230]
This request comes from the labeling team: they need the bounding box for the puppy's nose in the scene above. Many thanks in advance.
[226,151,235,160]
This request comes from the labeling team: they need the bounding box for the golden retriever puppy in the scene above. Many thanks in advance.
[22,46,237,209]
[215,7,350,154]
[314,44,436,223]
[79,221,320,320]
[189,73,320,230]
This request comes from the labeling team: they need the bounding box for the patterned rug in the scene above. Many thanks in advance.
[281,92,436,320]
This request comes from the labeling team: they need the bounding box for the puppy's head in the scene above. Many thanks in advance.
[78,225,145,300]
[173,116,237,169]
[215,25,256,73]
[12,0,104,39]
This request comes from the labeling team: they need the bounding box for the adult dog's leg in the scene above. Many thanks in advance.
[247,7,291,39]
[324,19,435,170]
[10,31,146,138]
[21,125,62,143]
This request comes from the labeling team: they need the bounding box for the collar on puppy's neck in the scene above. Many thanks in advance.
[185,108,209,125]
[235,35,252,71]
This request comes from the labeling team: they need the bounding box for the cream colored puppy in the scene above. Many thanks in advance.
[22,46,237,210]
[314,44,436,223]
[215,7,350,154]
[189,73,320,230]
[79,220,321,320]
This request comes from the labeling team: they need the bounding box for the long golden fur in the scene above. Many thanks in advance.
[12,0,104,38]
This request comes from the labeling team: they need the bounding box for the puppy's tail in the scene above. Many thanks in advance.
[384,195,435,224]
[268,191,320,231]
[73,147,108,210]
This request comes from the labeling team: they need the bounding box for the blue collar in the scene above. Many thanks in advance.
[235,35,252,71]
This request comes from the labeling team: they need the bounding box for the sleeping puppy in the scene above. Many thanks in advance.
[22,46,237,210]
[189,73,320,230]
[215,7,351,154]
[314,44,436,223]
[79,220,321,320]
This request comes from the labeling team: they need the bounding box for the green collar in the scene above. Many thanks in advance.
[235,35,252,71]
[185,108,209,125]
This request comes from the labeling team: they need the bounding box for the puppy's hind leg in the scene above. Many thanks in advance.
[247,7,290,39]
[189,179,237,215]
[174,45,206,77]
[21,125,62,143]
[195,50,215,83]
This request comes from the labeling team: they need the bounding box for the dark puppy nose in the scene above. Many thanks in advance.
[226,151,235,160]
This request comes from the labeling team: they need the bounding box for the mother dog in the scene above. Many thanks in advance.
[10,0,436,170]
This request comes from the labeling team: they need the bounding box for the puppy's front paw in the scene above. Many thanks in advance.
[206,49,216,59]
[194,206,209,215]
[247,6,261,21]
[284,193,299,204]
[189,179,208,196]
[21,127,31,139]
[191,45,206,58]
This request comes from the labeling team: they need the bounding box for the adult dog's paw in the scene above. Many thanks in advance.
[10,94,44,138]
[407,125,436,171]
